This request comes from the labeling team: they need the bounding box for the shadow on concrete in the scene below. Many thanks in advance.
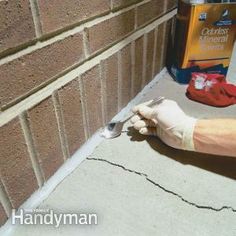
[127,126,236,180]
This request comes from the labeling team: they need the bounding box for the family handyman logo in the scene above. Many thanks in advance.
[11,209,98,228]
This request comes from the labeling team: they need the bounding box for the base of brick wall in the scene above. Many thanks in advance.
[0,0,177,225]
[0,69,167,233]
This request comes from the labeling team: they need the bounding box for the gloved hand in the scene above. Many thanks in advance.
[131,99,197,151]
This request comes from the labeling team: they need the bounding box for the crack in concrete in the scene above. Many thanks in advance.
[87,157,236,213]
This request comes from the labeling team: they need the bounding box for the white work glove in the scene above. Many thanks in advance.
[131,99,197,151]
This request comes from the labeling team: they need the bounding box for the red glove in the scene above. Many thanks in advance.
[186,73,236,107]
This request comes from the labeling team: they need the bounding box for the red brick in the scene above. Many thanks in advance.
[119,44,132,108]
[58,80,86,156]
[101,54,119,123]
[0,33,85,110]
[145,30,155,84]
[0,0,36,56]
[0,118,38,208]
[166,17,176,68]
[161,19,173,70]
[137,0,165,27]
[153,22,165,76]
[28,97,64,180]
[0,203,8,226]
[80,66,103,137]
[171,17,176,37]
[38,0,110,34]
[86,9,135,55]
[111,0,142,10]
[166,0,177,11]
[133,36,144,96]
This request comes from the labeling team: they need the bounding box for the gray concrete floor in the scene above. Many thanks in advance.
[9,45,236,236]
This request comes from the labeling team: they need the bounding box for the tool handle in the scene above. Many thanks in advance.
[121,96,165,123]
[148,96,165,108]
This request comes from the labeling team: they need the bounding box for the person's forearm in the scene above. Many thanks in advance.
[193,119,236,157]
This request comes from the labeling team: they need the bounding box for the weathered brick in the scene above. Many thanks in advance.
[162,19,173,70]
[0,33,85,110]
[38,0,110,34]
[0,203,8,226]
[144,30,155,84]
[0,118,38,208]
[133,36,144,96]
[166,0,177,11]
[119,44,132,108]
[111,0,142,10]
[0,0,36,56]
[153,22,165,76]
[28,97,64,180]
[101,54,118,123]
[86,9,135,55]
[166,17,176,68]
[137,0,165,27]
[58,80,86,156]
[80,66,103,137]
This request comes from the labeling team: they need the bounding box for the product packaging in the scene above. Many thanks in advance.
[168,0,236,84]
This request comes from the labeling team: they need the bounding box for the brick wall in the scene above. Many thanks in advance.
[0,0,177,226]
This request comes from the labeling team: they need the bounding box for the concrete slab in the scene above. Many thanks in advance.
[10,157,236,236]
[9,71,236,236]
[139,75,236,119]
